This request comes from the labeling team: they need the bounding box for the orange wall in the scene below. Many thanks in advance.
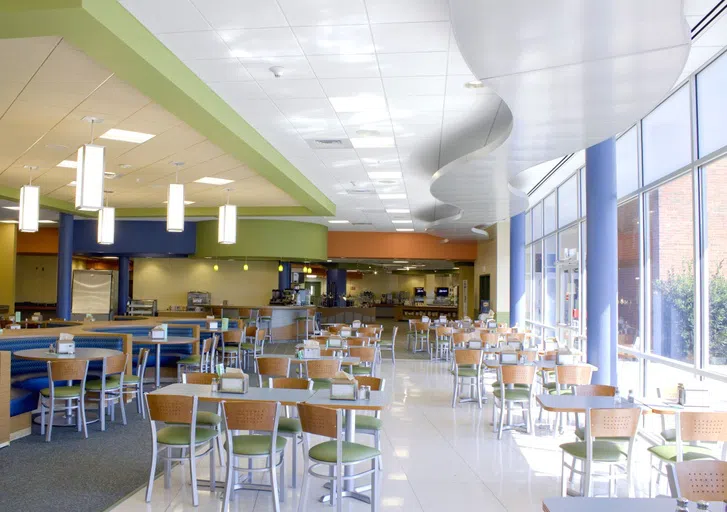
[17,228,58,254]
[327,232,477,261]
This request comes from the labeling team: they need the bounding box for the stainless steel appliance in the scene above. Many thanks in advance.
[187,291,211,311]
[127,299,157,316]
[71,270,118,321]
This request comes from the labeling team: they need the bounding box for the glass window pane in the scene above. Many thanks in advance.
[558,226,580,329]
[581,221,587,337]
[580,167,586,217]
[558,175,578,227]
[544,235,557,327]
[525,210,532,244]
[618,198,641,350]
[648,173,694,363]
[642,86,692,185]
[525,245,532,320]
[704,157,727,374]
[533,241,543,322]
[544,193,556,235]
[617,127,639,198]
[697,51,727,157]
[532,203,543,240]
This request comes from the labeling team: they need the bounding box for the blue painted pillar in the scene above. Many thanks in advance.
[278,262,292,289]
[586,137,618,386]
[56,213,73,320]
[326,269,347,307]
[510,213,526,326]
[117,255,130,315]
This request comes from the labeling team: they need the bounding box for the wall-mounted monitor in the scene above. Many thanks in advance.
[436,287,449,297]
[414,287,426,297]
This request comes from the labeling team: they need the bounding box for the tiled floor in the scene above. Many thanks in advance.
[112,357,665,512]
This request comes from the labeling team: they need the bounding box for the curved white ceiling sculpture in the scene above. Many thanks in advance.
[428,0,691,238]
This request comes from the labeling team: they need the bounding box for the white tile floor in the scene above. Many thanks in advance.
[112,359,666,512]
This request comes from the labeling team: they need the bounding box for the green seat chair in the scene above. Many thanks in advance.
[39,359,90,442]
[354,376,386,469]
[85,352,129,432]
[177,336,214,379]
[122,347,150,418]
[451,349,484,408]
[493,364,536,440]
[305,359,341,391]
[348,346,377,377]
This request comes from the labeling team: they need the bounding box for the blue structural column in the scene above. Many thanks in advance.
[278,262,292,290]
[510,212,526,326]
[56,213,73,320]
[586,137,618,386]
[117,255,130,315]
[326,269,347,307]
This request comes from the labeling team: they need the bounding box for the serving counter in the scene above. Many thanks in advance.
[394,305,459,321]
[317,307,376,324]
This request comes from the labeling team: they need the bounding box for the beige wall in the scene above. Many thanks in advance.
[133,258,278,310]
[15,255,58,303]
[474,239,498,312]
[473,223,511,322]
[0,225,16,312]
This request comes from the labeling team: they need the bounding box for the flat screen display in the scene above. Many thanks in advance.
[436,287,449,297]
[414,287,426,297]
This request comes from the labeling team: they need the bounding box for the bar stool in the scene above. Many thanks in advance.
[296,307,316,342]
[258,307,274,343]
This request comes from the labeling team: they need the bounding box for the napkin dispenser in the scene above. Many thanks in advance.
[151,325,167,340]
[219,370,249,394]
[556,349,577,365]
[467,340,483,349]
[302,340,320,359]
[326,337,343,348]
[330,371,358,400]
[678,385,710,407]
[206,319,219,330]
[56,333,75,354]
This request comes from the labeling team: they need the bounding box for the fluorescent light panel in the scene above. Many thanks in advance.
[2,206,19,211]
[19,185,39,233]
[39,220,56,224]
[378,193,406,200]
[99,128,155,144]
[392,220,412,224]
[386,208,409,214]
[396,228,414,232]
[57,160,78,168]
[195,177,234,186]
[327,220,349,224]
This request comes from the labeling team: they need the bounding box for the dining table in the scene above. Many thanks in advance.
[543,497,723,512]
[131,335,199,388]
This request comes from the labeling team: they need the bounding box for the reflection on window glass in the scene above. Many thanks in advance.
[580,168,586,217]
[558,175,578,227]
[525,210,532,244]
[648,173,694,363]
[618,198,641,349]
[544,193,556,234]
[642,86,692,185]
[581,221,587,337]
[558,227,580,329]
[704,157,727,374]
[544,235,557,328]
[697,51,727,157]
[532,203,543,240]
[525,246,532,320]
[533,241,543,322]
[617,127,639,198]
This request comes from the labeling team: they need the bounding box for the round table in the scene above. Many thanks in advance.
[14,347,124,428]
[131,336,199,388]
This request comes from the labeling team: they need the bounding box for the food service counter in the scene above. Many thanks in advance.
[394,305,459,321]
[317,307,376,325]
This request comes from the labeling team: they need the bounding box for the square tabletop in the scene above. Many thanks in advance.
[536,394,644,413]
[259,354,361,365]
[304,389,388,411]
[150,383,316,406]
[543,498,722,512]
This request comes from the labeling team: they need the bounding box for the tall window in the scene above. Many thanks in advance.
[544,193,556,235]
[616,127,639,198]
[544,235,557,328]
[648,173,694,363]
[533,241,543,322]
[532,203,543,240]
[525,246,532,320]
[697,51,727,157]
[618,198,641,349]
[558,175,578,227]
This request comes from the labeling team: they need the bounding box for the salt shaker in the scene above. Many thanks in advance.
[211,377,218,393]
[696,501,710,511]
[675,497,689,511]
[359,385,371,400]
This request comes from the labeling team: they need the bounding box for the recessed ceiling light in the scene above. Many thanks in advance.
[2,206,19,211]
[163,200,196,205]
[194,177,234,185]
[57,160,77,168]
[392,220,413,224]
[99,128,155,143]
[378,193,406,200]
[67,181,77,187]
[0,220,18,224]
[396,228,414,232]
[356,129,380,137]
[39,220,56,224]
[328,220,350,224]
[368,171,402,179]
[104,171,117,178]
[351,137,395,149]
[330,96,386,112]
[386,208,409,214]
[119,163,133,169]
[464,80,485,89]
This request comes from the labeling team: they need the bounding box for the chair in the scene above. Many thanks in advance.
[648,411,727,497]
[559,407,641,497]
[305,359,341,390]
[451,349,484,409]
[493,364,536,440]
[297,403,380,511]
[217,329,243,368]
[575,385,617,397]
[270,377,314,488]
[378,326,398,365]
[144,394,218,506]
[412,321,430,353]
[406,319,417,350]
[432,326,453,361]
[85,352,129,432]
[221,400,286,511]
[354,376,386,468]
[357,327,378,339]
[177,336,214,380]
[320,348,346,357]
[249,329,267,372]
[480,331,498,346]
[452,332,471,349]
[122,347,150,418]
[181,372,225,463]
[39,359,89,442]
[348,346,377,377]
[239,326,258,370]
[669,460,727,501]
[346,337,369,347]
[550,365,594,434]
[517,350,538,363]
[296,308,316,342]
[258,307,274,343]
[257,356,290,387]
[656,386,680,443]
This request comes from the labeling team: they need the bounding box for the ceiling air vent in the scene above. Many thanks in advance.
[306,138,353,149]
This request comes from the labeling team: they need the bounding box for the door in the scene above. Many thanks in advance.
[479,274,491,314]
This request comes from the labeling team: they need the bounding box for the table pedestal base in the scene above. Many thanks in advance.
[33,410,99,427]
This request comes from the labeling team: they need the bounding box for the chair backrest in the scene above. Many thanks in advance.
[297,402,340,439]
[346,337,369,347]
[543,351,558,361]
[270,377,313,390]
[319,348,345,357]
[306,359,341,379]
[136,348,150,377]
[222,329,243,343]
[105,352,129,377]
[257,356,290,378]
[517,350,538,362]
[672,460,727,502]
[183,372,217,385]
[453,332,470,346]
[223,400,279,432]
[329,325,343,334]
[555,365,593,386]
[390,326,398,343]
[480,332,498,345]
[48,359,89,382]
[499,364,535,386]
[349,346,376,364]
[146,393,195,424]
[414,321,429,332]
[245,325,257,337]
[436,326,453,337]
[258,307,273,317]
[357,327,377,337]
[679,411,727,443]
[575,384,616,397]
[355,376,384,391]
[588,407,640,439]
[239,308,253,318]
[201,337,213,355]
[454,349,483,366]
[255,329,266,344]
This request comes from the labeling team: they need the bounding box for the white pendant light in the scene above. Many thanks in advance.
[97,192,115,245]
[167,162,185,232]
[76,117,105,211]
[19,166,39,233]
[218,188,236,244]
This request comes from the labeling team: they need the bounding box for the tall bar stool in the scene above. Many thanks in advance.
[258,307,274,343]
[296,307,316,342]
[270,377,313,488]
[122,347,150,418]
[39,359,89,442]
[85,352,129,431]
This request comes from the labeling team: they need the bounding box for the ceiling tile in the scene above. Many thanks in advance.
[184,58,253,82]
[209,81,268,103]
[388,95,444,112]
[319,77,385,97]
[120,0,211,33]
[241,56,316,80]
[371,22,450,53]
[377,52,448,77]
[293,25,374,55]
[447,50,474,75]
[307,54,380,78]
[157,31,230,60]
[257,79,326,99]
[190,0,287,29]
[365,0,449,23]
[217,27,303,58]
[277,0,369,26]
[383,76,446,96]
